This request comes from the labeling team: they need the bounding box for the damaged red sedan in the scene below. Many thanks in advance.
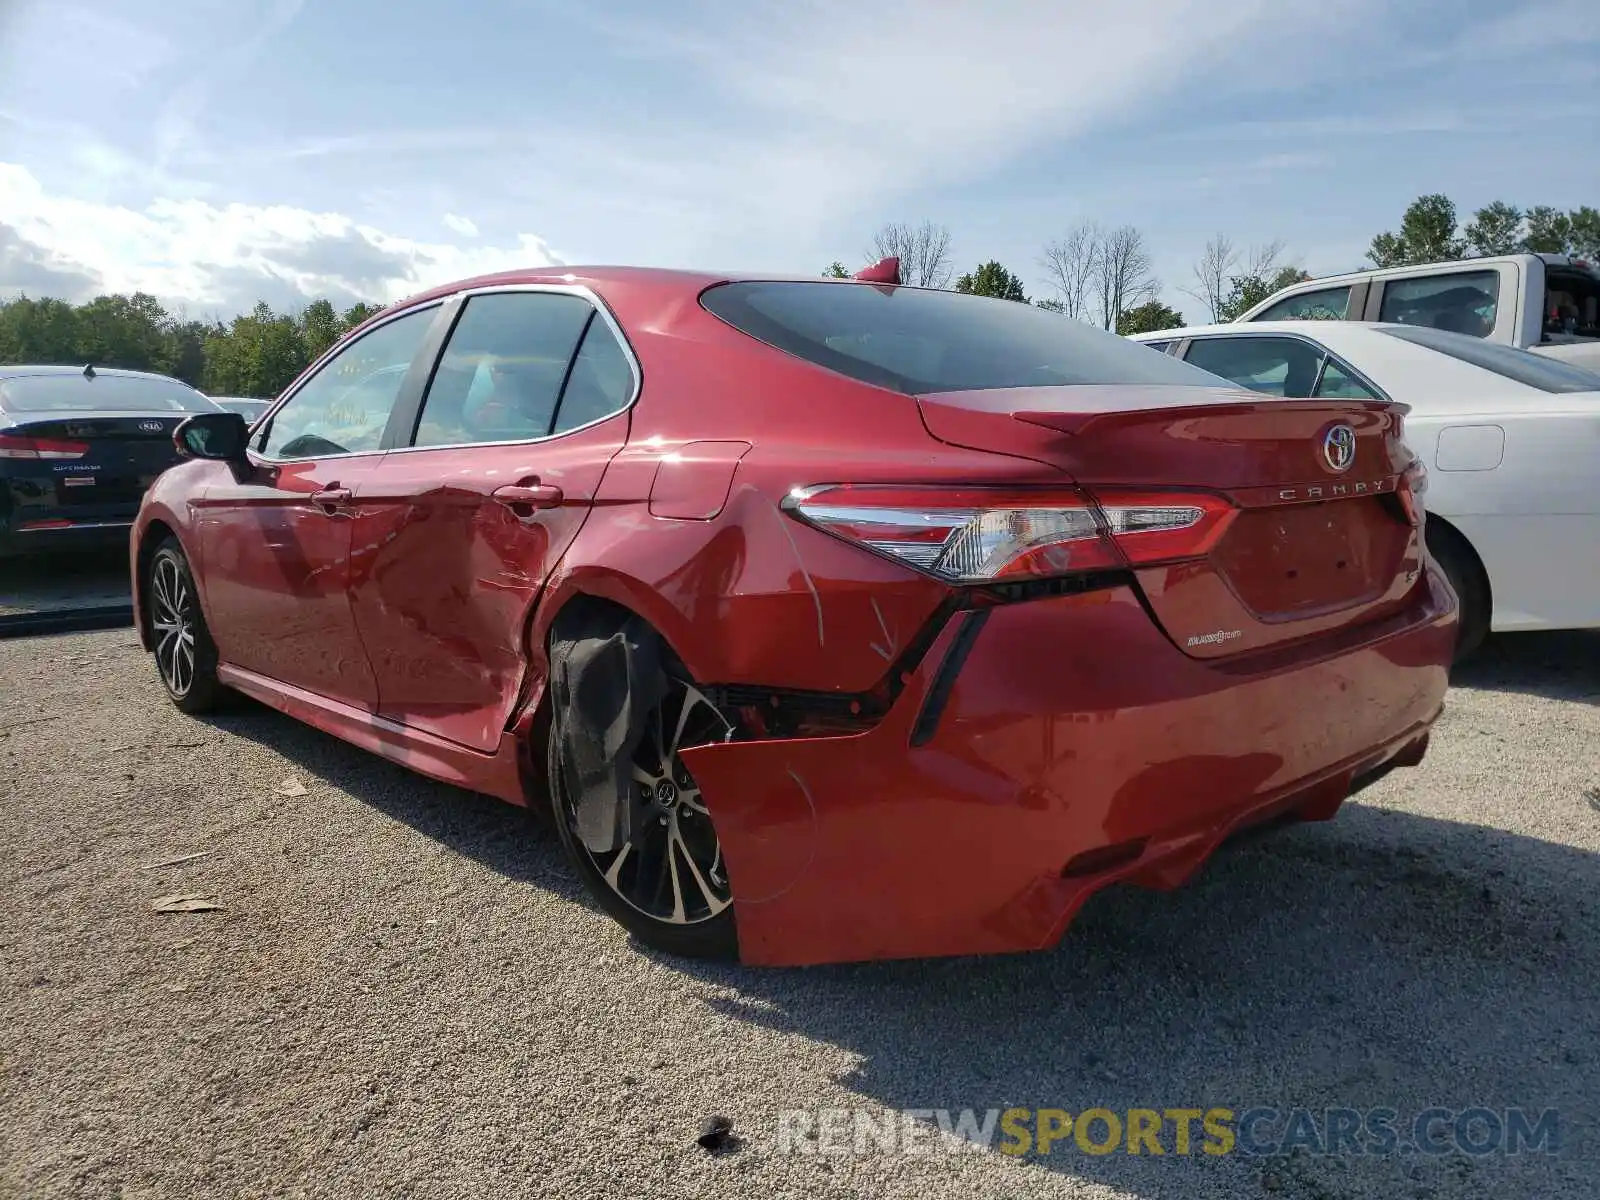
[131,264,1457,966]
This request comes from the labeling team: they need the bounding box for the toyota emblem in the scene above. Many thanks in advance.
[139,420,164,433]
[1322,424,1356,473]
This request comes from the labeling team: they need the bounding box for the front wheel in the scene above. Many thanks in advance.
[546,618,739,960]
[146,538,225,714]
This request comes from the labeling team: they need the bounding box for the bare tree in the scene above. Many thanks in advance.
[866,220,954,288]
[1182,233,1240,323]
[1243,238,1288,282]
[1093,225,1159,330]
[1039,223,1101,321]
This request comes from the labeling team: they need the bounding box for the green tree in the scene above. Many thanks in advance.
[954,261,1028,302]
[1368,194,1465,267]
[1570,207,1600,258]
[341,302,383,332]
[73,292,171,370]
[1115,300,1184,335]
[1522,206,1574,254]
[0,296,82,364]
[299,299,343,361]
[1464,202,1523,256]
[164,320,212,386]
[823,261,851,278]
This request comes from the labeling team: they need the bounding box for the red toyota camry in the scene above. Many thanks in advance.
[131,264,1457,966]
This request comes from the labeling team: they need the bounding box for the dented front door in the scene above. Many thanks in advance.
[347,417,627,752]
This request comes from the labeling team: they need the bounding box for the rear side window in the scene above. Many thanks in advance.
[1543,268,1600,340]
[412,292,594,448]
[1314,360,1380,400]
[1378,325,1600,393]
[1251,286,1351,322]
[1377,271,1499,339]
[700,281,1222,394]
[553,318,634,434]
[0,374,217,413]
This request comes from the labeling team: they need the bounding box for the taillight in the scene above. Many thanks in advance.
[785,484,1236,584]
[0,434,89,460]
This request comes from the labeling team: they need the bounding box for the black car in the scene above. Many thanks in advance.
[0,364,223,557]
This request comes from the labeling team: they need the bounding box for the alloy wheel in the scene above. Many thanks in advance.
[150,555,197,698]
[576,680,735,925]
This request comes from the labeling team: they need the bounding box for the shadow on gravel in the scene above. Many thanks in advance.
[201,697,584,903]
[668,804,1599,1199]
[197,679,1598,1198]
[1452,630,1600,706]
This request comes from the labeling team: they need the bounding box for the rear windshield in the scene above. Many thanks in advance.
[1543,267,1600,340]
[0,374,220,414]
[1377,325,1600,393]
[700,281,1221,394]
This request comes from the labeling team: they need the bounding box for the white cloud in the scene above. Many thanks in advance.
[442,213,479,238]
[0,164,561,314]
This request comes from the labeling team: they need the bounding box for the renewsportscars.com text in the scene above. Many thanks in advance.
[773,1106,1560,1158]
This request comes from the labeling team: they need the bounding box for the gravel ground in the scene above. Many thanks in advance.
[2,628,1597,1200]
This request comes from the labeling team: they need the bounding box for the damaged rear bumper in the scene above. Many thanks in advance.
[679,573,1456,967]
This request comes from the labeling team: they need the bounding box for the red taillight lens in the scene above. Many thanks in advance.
[1089,489,1237,566]
[785,485,1235,583]
[0,434,89,460]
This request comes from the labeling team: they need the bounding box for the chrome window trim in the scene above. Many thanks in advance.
[1179,329,1393,403]
[390,281,642,455]
[248,300,446,466]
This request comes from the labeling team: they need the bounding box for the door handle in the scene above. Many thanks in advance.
[492,483,563,512]
[311,485,353,514]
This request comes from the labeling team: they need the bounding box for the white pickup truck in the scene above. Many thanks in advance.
[1237,252,1600,372]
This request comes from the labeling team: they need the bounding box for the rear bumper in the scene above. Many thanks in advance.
[0,517,135,558]
[681,570,1457,967]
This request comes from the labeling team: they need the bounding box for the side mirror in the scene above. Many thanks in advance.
[174,411,250,463]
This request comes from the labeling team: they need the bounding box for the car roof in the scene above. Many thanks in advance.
[0,363,194,383]
[375,265,906,320]
[1129,320,1399,342]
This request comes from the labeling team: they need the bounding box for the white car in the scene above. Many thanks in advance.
[1130,320,1600,661]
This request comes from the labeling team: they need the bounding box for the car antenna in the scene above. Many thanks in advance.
[854,256,901,285]
[82,363,96,379]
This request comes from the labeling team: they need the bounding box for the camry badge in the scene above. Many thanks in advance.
[1322,424,1356,473]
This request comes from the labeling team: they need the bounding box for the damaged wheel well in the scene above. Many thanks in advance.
[521,592,686,818]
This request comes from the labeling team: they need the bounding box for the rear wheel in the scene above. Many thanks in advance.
[1426,521,1490,665]
[146,538,225,713]
[546,618,739,960]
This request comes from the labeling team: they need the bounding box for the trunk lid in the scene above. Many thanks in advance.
[916,384,1425,658]
[1,411,190,511]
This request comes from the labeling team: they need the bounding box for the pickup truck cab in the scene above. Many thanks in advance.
[1238,253,1600,372]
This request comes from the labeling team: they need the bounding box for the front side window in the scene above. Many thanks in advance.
[412,292,595,448]
[1252,286,1351,322]
[1378,325,1600,393]
[1377,270,1500,339]
[259,307,436,459]
[1183,335,1325,398]
[1141,340,1174,354]
[701,281,1222,394]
